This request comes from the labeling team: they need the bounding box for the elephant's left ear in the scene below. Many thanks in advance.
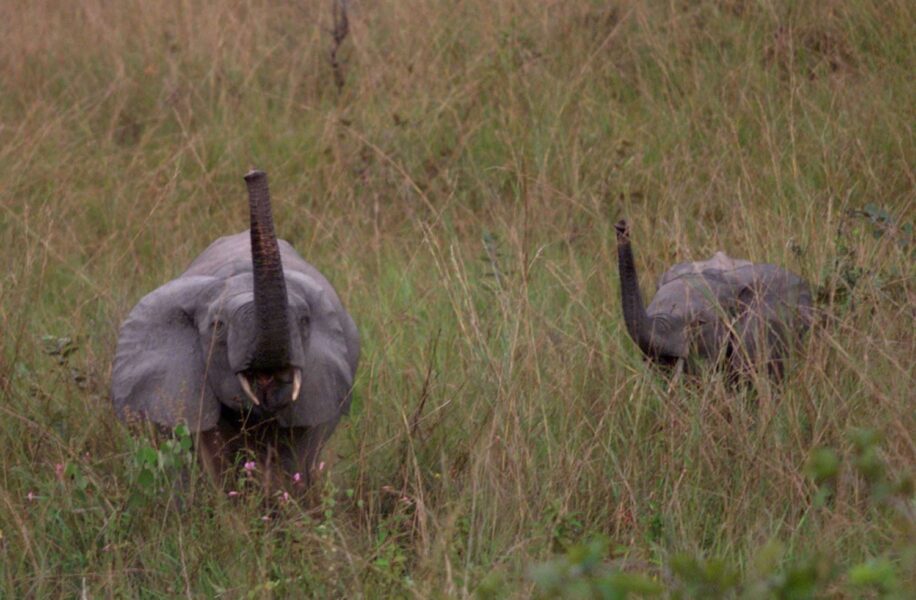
[111,275,223,432]
[282,271,360,427]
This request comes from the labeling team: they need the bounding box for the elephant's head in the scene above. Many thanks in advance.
[206,170,301,411]
[112,170,355,431]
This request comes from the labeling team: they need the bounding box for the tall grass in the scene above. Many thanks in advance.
[1,0,913,596]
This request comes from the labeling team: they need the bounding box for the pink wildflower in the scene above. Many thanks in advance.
[292,472,302,483]
[228,490,241,498]
[318,461,326,472]
[54,463,65,482]
[243,461,256,473]
[26,491,38,502]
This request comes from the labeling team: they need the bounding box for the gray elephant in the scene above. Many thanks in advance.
[614,220,812,380]
[111,170,359,488]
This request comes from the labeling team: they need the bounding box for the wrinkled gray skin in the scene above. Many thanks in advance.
[112,170,359,487]
[614,220,812,380]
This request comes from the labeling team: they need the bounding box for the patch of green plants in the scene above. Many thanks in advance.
[530,429,914,598]
[124,424,194,511]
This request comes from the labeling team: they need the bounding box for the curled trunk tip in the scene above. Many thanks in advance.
[245,169,267,185]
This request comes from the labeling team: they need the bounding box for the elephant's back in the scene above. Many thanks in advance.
[733,264,814,326]
[657,251,753,289]
[734,264,811,297]
[647,263,813,328]
[646,271,739,321]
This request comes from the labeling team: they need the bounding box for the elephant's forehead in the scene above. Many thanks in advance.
[200,273,311,319]
[647,275,738,320]
[205,275,253,305]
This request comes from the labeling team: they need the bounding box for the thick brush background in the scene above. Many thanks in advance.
[0,0,913,597]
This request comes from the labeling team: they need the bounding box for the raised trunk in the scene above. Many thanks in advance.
[615,221,654,357]
[244,169,291,370]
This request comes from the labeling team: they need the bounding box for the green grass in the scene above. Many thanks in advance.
[1,0,913,597]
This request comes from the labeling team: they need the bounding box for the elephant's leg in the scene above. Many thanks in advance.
[278,418,341,490]
[197,429,228,483]
[196,419,241,486]
[256,433,288,500]
[733,310,791,382]
[730,290,768,379]
[223,418,278,497]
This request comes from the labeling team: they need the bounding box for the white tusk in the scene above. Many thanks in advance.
[291,368,302,403]
[237,374,260,406]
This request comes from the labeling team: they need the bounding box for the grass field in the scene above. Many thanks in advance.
[1,0,913,597]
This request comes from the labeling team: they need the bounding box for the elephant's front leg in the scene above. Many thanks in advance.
[277,419,340,492]
[196,426,233,485]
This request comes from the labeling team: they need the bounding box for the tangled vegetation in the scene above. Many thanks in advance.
[1,0,912,597]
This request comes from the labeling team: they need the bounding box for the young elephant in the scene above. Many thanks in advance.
[614,220,812,380]
[112,170,359,489]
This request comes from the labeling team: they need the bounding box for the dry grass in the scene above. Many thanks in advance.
[0,0,913,597]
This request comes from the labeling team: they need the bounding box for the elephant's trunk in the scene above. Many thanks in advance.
[615,220,654,357]
[245,169,291,370]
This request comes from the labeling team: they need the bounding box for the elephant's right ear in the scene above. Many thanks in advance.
[111,275,222,432]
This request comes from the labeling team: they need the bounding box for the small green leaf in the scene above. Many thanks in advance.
[752,540,784,576]
[137,468,155,489]
[137,446,158,467]
[805,448,840,484]
[848,558,898,591]
[849,428,880,450]
[604,571,663,595]
[854,446,885,483]
[127,491,147,511]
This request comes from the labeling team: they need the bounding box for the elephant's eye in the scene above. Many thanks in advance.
[211,319,226,338]
[299,314,311,329]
